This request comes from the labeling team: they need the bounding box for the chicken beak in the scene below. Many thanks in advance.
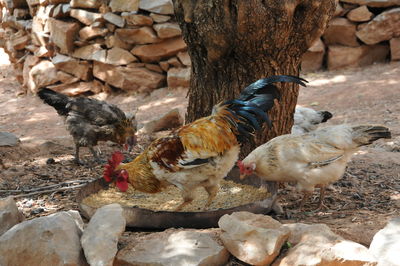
[239,174,246,180]
[125,135,137,152]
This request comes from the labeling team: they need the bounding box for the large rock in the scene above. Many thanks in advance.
[70,9,103,25]
[369,217,400,266]
[81,204,125,266]
[0,212,86,266]
[105,47,137,65]
[139,0,174,15]
[219,212,290,266]
[323,17,359,47]
[115,27,159,44]
[109,0,139,12]
[301,38,325,72]
[153,22,182,39]
[347,5,374,22]
[115,229,229,266]
[167,67,190,88]
[356,8,400,45]
[0,197,24,236]
[340,0,400,7]
[93,61,166,91]
[72,43,107,63]
[48,18,80,54]
[131,37,187,62]
[141,108,184,134]
[52,53,92,80]
[276,223,377,266]
[28,60,59,93]
[70,0,102,9]
[177,51,191,66]
[327,44,389,70]
[390,37,400,61]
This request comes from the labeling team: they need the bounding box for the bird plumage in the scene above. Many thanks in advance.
[104,75,307,210]
[38,88,137,164]
[291,106,333,135]
[239,124,391,210]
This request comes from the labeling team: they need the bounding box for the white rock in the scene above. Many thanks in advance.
[103,12,125,28]
[0,212,86,266]
[81,203,126,266]
[369,217,400,266]
[0,197,24,236]
[139,0,174,15]
[116,229,229,266]
[28,60,59,93]
[219,212,290,265]
[276,222,377,266]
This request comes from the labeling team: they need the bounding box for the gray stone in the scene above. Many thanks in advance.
[276,222,377,266]
[347,5,374,22]
[81,204,125,266]
[70,9,103,26]
[52,53,92,80]
[105,47,137,65]
[115,27,159,44]
[167,67,190,88]
[327,44,389,70]
[131,37,187,62]
[153,22,182,39]
[0,212,86,266]
[341,0,400,7]
[115,229,229,266]
[48,18,80,54]
[219,212,290,266]
[0,197,24,236]
[323,17,359,47]
[139,0,174,15]
[70,0,101,9]
[0,132,20,147]
[28,60,59,93]
[369,217,400,266]
[356,8,400,45]
[109,0,139,12]
[103,12,125,28]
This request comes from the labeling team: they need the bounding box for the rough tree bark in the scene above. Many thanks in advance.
[173,0,336,156]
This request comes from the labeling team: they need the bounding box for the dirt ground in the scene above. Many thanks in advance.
[0,48,399,248]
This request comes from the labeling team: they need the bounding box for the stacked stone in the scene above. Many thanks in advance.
[302,0,400,72]
[0,0,191,96]
[0,0,399,95]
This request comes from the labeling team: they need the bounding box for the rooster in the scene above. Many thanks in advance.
[104,75,307,211]
[238,124,391,210]
[38,88,137,164]
[291,106,333,135]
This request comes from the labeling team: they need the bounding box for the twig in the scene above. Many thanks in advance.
[11,184,88,198]
[0,179,95,194]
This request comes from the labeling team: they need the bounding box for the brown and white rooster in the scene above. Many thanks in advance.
[103,75,307,211]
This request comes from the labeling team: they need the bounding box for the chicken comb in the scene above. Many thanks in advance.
[237,160,244,172]
[103,151,124,182]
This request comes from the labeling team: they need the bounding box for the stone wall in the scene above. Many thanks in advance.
[0,0,399,96]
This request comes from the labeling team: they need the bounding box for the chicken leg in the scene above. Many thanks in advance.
[204,185,219,209]
[175,189,194,211]
[316,185,328,211]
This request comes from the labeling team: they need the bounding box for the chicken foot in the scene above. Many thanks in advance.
[175,189,194,211]
[315,185,328,211]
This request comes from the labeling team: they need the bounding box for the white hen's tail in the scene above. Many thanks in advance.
[351,125,391,146]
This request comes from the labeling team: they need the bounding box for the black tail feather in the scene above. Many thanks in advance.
[225,75,307,142]
[37,88,70,116]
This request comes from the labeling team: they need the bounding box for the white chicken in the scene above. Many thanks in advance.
[237,124,391,210]
[291,106,333,135]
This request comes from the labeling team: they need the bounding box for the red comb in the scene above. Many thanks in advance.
[103,151,124,182]
[237,160,244,171]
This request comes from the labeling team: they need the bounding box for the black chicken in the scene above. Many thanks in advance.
[38,88,137,164]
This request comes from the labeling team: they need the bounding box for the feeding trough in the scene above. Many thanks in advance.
[76,167,275,229]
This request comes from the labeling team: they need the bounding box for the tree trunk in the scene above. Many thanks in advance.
[173,0,335,156]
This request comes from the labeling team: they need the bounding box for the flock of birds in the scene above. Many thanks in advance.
[38,75,391,212]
